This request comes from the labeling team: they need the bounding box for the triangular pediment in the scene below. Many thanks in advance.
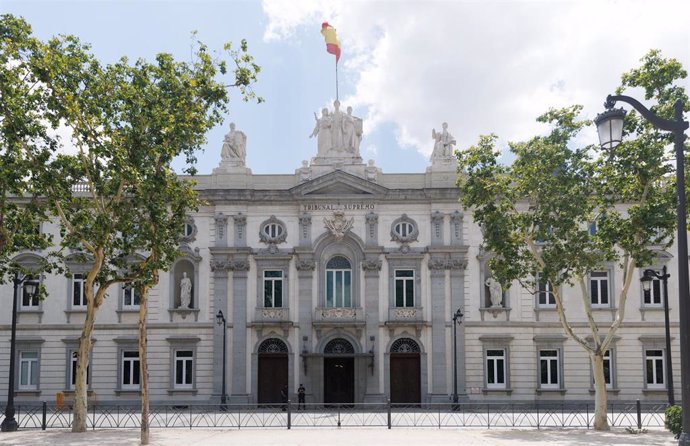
[289,170,388,198]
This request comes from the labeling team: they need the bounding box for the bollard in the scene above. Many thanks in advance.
[536,402,540,430]
[287,399,291,430]
[42,401,47,430]
[636,399,642,430]
[337,404,341,428]
[387,399,391,429]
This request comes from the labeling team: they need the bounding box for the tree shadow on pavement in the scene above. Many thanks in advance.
[483,428,675,446]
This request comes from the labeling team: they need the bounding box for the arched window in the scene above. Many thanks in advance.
[326,256,352,308]
[258,338,289,354]
[324,338,355,354]
[390,338,421,353]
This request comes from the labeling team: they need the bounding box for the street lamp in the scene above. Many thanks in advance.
[641,266,674,405]
[1,273,37,432]
[215,310,227,410]
[596,94,689,444]
[452,308,464,406]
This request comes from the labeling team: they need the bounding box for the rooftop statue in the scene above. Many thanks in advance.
[310,100,362,157]
[431,122,456,159]
[221,122,247,166]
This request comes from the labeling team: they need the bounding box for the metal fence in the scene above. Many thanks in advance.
[0,401,667,430]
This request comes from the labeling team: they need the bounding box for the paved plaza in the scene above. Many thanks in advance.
[0,427,677,446]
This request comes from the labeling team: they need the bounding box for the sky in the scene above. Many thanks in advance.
[3,0,689,175]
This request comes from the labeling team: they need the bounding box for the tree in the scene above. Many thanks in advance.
[0,15,59,280]
[22,23,261,434]
[457,50,686,430]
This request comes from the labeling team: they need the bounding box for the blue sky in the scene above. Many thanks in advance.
[4,0,689,175]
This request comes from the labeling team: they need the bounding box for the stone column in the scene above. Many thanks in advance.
[428,256,448,402]
[230,255,250,402]
[214,213,229,248]
[365,212,378,246]
[431,211,445,247]
[363,256,382,401]
[299,213,312,247]
[295,254,315,401]
[450,211,464,246]
[449,256,468,400]
[210,258,231,401]
[234,213,247,247]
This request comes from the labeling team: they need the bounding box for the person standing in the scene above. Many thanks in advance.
[297,384,306,410]
[280,385,288,411]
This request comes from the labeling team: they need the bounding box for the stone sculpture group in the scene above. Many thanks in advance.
[309,100,363,157]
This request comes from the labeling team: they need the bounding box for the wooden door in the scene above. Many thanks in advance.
[390,354,421,405]
[258,354,288,404]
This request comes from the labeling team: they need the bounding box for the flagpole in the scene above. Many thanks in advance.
[335,59,339,101]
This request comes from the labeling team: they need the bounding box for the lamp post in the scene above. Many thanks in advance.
[641,266,674,405]
[215,310,227,411]
[452,308,464,406]
[595,94,688,444]
[2,273,37,432]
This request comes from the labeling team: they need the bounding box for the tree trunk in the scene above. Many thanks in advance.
[591,352,610,430]
[72,315,94,432]
[139,286,150,445]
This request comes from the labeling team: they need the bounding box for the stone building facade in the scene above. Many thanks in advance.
[0,107,681,406]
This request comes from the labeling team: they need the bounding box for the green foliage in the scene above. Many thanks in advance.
[0,14,64,281]
[457,49,683,295]
[7,13,262,291]
[665,405,682,439]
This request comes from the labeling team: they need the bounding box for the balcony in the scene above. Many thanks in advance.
[251,307,292,328]
[385,307,425,327]
[313,307,365,327]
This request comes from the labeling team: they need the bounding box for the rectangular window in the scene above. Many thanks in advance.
[123,284,141,308]
[395,270,414,307]
[174,350,194,388]
[539,349,560,389]
[20,276,40,308]
[73,274,86,307]
[603,350,612,389]
[643,278,663,306]
[121,350,140,390]
[537,273,555,307]
[590,271,609,307]
[645,349,665,389]
[69,350,90,389]
[326,270,352,308]
[592,350,613,389]
[19,351,39,390]
[486,349,506,389]
[263,271,283,308]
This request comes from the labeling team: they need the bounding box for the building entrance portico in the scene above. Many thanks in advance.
[389,338,421,405]
[323,338,356,406]
[257,338,288,405]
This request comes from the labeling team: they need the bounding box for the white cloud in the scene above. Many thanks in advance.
[261,0,690,158]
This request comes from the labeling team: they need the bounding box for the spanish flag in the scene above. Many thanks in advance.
[321,22,341,63]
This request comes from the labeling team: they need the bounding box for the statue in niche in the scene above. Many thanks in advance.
[485,276,503,308]
[221,122,247,164]
[179,272,192,309]
[309,108,332,156]
[431,122,456,159]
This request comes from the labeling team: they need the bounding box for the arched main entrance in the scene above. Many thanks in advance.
[323,338,355,405]
[389,338,421,405]
[257,338,288,404]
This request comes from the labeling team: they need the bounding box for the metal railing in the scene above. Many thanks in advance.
[0,400,667,430]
